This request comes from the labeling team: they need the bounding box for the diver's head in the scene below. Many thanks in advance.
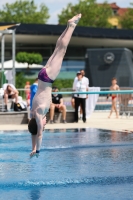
[28,117,46,135]
[28,118,37,135]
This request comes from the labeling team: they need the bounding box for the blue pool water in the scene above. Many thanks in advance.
[0,128,133,200]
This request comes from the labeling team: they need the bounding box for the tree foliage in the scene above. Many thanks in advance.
[16,52,43,68]
[58,0,113,28]
[0,0,49,24]
[15,73,73,90]
[120,5,133,29]
[53,79,73,90]
[16,72,37,89]
[16,72,26,89]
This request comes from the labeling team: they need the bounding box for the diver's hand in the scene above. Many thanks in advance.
[30,150,37,158]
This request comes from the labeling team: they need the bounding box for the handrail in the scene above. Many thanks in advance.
[52,90,133,95]
[17,88,133,95]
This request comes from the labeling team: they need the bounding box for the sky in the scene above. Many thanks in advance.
[0,0,132,24]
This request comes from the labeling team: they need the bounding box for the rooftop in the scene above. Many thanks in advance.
[109,2,120,9]
[0,22,133,40]
[99,2,129,16]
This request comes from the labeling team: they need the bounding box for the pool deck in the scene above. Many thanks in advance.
[0,112,133,132]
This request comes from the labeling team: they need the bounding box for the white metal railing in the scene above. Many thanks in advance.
[0,88,133,117]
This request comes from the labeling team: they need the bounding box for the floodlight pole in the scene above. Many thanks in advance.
[0,27,19,87]
[12,30,16,86]
[1,33,5,86]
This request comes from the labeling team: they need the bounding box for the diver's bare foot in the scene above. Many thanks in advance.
[68,14,82,25]
[116,115,119,119]
[108,115,111,118]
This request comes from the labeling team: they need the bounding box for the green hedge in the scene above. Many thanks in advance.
[16,72,35,88]
[16,72,73,90]
[52,79,73,90]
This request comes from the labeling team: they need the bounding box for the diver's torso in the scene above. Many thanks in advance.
[32,80,52,116]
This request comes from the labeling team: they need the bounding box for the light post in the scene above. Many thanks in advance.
[1,33,5,86]
[0,24,20,87]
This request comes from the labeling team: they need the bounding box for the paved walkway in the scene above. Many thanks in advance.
[0,112,133,132]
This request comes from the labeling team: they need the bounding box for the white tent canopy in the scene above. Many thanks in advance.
[0,60,43,69]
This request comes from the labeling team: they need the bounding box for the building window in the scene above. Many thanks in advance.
[113,9,117,15]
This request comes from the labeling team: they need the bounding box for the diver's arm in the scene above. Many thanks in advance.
[31,135,37,152]
[30,112,43,158]
[35,113,43,154]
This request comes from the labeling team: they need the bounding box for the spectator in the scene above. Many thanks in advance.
[71,93,75,109]
[80,69,89,87]
[107,77,120,119]
[24,81,30,106]
[3,84,19,111]
[79,69,89,119]
[50,87,67,124]
[71,72,79,109]
[30,78,38,109]
[73,70,89,119]
[73,71,88,123]
[73,69,89,86]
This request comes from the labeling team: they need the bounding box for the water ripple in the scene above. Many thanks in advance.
[0,143,133,153]
[0,176,133,189]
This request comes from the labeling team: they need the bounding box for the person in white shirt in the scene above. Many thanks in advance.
[80,70,89,119]
[80,69,89,86]
[73,71,88,123]
[72,70,89,119]
[71,72,79,108]
[73,69,89,87]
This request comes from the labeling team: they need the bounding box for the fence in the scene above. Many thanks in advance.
[59,88,133,116]
[0,88,133,117]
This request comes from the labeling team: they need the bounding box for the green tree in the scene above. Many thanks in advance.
[16,72,26,88]
[16,52,43,68]
[0,0,49,24]
[120,5,133,29]
[58,0,113,28]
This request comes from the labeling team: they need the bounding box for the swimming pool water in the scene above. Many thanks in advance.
[0,128,133,200]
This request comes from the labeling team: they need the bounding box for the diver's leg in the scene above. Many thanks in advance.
[46,14,82,80]
[46,26,69,66]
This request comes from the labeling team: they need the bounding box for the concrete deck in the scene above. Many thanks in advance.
[0,112,133,132]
